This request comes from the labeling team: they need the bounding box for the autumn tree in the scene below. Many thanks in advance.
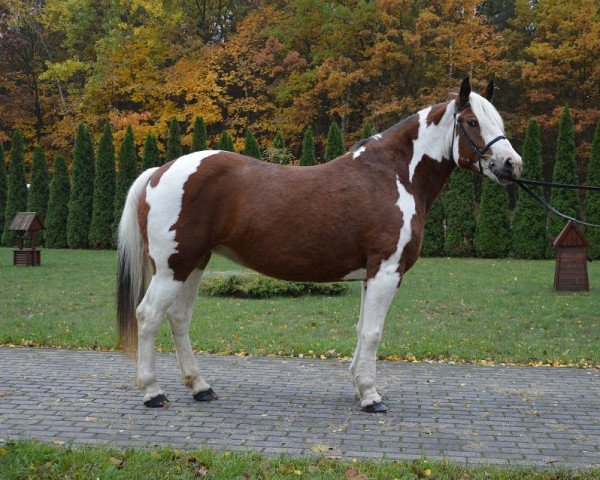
[166,118,182,163]
[2,129,28,246]
[89,122,115,249]
[444,169,476,257]
[191,116,208,152]
[511,119,547,258]
[67,124,95,249]
[0,145,6,242]
[142,134,161,170]
[217,131,234,152]
[422,196,445,257]
[585,122,600,259]
[114,126,137,233]
[299,127,316,166]
[324,122,344,162]
[45,156,70,248]
[476,182,511,258]
[243,128,262,159]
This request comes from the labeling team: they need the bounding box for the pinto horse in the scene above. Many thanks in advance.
[117,77,522,412]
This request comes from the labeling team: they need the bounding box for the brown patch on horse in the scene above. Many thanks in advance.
[137,189,156,273]
[426,103,448,126]
[149,161,176,188]
[456,104,486,173]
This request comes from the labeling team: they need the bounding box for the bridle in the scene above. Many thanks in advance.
[450,101,507,175]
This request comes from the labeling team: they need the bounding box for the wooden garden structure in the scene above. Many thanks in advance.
[553,220,590,291]
[9,212,44,266]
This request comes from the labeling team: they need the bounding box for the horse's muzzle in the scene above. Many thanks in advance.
[490,157,521,183]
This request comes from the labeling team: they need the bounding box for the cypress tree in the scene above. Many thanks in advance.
[0,145,6,243]
[191,116,208,152]
[361,124,373,139]
[475,181,511,257]
[216,131,234,152]
[273,132,286,150]
[27,145,50,244]
[585,122,600,259]
[2,129,29,246]
[89,122,115,249]
[299,127,316,166]
[547,106,580,253]
[324,121,344,162]
[45,156,70,248]
[114,126,138,231]
[422,195,445,257]
[444,168,476,257]
[67,124,95,249]
[166,118,182,163]
[511,119,547,258]
[243,128,262,159]
[141,134,161,170]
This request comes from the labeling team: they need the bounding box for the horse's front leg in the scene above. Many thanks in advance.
[352,272,398,413]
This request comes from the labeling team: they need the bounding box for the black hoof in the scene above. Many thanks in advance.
[193,388,218,402]
[362,402,388,413]
[144,394,170,408]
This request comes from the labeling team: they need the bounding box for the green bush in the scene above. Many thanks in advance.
[166,118,182,162]
[324,121,344,162]
[299,127,316,166]
[217,131,234,152]
[585,122,600,259]
[476,180,511,258]
[191,116,207,152]
[114,126,137,236]
[201,274,349,298]
[422,195,445,257]
[0,145,7,243]
[45,157,70,248]
[142,134,161,170]
[444,168,476,257]
[89,122,115,249]
[2,129,29,246]
[243,128,262,159]
[361,123,373,139]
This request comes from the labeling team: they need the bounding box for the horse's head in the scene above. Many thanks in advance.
[452,77,522,184]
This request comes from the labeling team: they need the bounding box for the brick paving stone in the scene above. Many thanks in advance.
[0,347,598,469]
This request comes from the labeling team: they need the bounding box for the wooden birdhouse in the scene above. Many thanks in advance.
[9,212,44,266]
[552,221,590,291]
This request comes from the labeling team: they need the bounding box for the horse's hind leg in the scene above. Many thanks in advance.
[166,262,217,402]
[136,274,183,407]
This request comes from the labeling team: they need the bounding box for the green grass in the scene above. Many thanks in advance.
[1,440,597,479]
[1,248,599,366]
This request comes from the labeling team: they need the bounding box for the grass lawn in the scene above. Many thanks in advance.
[0,248,599,366]
[1,440,598,480]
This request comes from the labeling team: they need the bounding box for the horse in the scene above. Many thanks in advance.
[116,77,522,413]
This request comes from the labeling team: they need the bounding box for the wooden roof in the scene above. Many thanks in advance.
[8,212,44,231]
[552,220,590,249]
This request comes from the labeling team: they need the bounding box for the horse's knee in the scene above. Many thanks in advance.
[361,328,382,350]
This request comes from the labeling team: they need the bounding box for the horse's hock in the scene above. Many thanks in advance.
[553,220,591,291]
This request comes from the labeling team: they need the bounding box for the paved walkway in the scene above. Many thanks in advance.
[0,348,598,469]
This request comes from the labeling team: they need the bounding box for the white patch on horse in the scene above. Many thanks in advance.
[408,106,455,182]
[352,146,366,159]
[372,134,382,140]
[343,268,367,280]
[146,150,221,279]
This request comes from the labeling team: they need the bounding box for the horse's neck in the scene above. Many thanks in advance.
[387,101,457,214]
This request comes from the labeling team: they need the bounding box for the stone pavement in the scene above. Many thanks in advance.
[0,348,598,469]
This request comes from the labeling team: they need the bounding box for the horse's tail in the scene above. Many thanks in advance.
[116,167,158,356]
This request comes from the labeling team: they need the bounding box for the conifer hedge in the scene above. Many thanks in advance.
[89,122,115,249]
[191,116,207,152]
[217,131,234,152]
[444,168,476,256]
[243,128,262,159]
[114,126,137,235]
[324,122,344,162]
[166,118,182,162]
[422,196,445,257]
[0,145,6,243]
[45,156,70,248]
[142,134,161,170]
[300,127,316,166]
[585,122,600,259]
[476,181,511,257]
[2,129,29,246]
[511,119,548,258]
[273,132,286,150]
[27,145,49,244]
[361,124,373,139]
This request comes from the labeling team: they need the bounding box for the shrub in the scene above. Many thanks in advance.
[243,128,262,159]
[191,116,207,152]
[142,134,161,170]
[324,121,344,162]
[217,131,234,152]
[299,127,316,166]
[89,122,115,249]
[45,157,70,248]
[2,129,28,246]
[444,168,476,256]
[0,144,5,243]
[585,122,600,259]
[476,181,511,257]
[422,195,445,257]
[361,124,373,139]
[166,118,182,162]
[114,126,137,238]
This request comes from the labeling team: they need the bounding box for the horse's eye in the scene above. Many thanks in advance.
[467,119,478,128]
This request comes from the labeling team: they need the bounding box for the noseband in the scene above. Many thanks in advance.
[450,102,507,175]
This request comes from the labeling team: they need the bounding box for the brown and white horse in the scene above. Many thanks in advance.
[117,77,522,412]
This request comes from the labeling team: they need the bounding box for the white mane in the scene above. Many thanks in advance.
[469,92,505,135]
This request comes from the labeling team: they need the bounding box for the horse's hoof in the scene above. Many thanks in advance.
[193,388,218,402]
[144,394,170,408]
[362,402,388,413]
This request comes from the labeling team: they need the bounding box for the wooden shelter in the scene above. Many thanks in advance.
[552,221,590,291]
[9,212,44,266]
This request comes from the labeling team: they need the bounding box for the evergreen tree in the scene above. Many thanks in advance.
[67,124,95,249]
[299,127,316,166]
[27,145,50,244]
[191,116,208,152]
[273,132,286,150]
[89,122,116,249]
[324,121,344,162]
[114,126,138,233]
[141,134,161,170]
[511,119,548,258]
[2,129,29,246]
[45,157,70,248]
[547,106,580,254]
[166,118,182,163]
[361,123,373,140]
[444,168,476,256]
[243,128,262,159]
[217,131,234,152]
[422,196,445,256]
[476,181,511,257]
[0,145,6,244]
[585,122,600,259]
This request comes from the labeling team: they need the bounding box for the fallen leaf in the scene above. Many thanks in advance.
[195,465,208,477]
[344,469,368,480]
[0,448,7,456]
[310,444,334,453]
[110,456,125,469]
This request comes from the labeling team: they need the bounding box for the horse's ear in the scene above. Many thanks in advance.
[480,79,494,102]
[458,77,471,109]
